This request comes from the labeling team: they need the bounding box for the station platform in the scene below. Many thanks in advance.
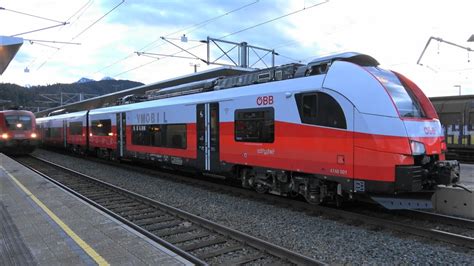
[460,163,474,188]
[0,153,192,265]
[433,163,474,218]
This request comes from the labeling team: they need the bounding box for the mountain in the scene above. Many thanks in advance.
[76,77,95,83]
[101,76,115,81]
[0,79,144,111]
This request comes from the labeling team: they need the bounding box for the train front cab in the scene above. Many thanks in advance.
[323,60,459,208]
[0,110,38,154]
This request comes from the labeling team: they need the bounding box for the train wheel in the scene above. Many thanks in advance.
[254,182,268,194]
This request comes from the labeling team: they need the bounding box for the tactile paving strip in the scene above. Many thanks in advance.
[0,202,37,265]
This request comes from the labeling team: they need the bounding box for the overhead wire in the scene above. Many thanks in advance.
[0,6,65,24]
[25,1,94,70]
[2,3,91,71]
[35,0,124,71]
[93,0,259,75]
[71,0,124,40]
[113,0,329,78]
[65,0,94,22]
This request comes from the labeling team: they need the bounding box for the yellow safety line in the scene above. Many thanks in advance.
[0,166,109,266]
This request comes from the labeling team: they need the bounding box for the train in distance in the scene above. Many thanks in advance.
[36,52,460,209]
[0,109,38,155]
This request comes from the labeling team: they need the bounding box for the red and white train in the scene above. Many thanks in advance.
[0,109,38,154]
[37,52,459,208]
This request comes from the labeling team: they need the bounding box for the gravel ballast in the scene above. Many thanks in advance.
[32,149,474,264]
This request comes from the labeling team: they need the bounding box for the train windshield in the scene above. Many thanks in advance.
[5,115,32,130]
[365,67,425,118]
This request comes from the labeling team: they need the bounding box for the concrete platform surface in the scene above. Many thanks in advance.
[0,153,192,266]
[460,163,474,188]
[432,163,474,219]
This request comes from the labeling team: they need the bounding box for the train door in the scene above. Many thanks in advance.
[116,112,126,158]
[196,103,220,172]
[63,120,67,148]
[85,111,90,150]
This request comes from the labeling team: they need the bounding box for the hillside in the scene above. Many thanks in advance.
[0,79,144,110]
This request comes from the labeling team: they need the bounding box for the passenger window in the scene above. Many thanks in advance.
[69,122,83,135]
[91,119,112,136]
[150,125,163,147]
[131,124,187,149]
[50,128,61,138]
[166,124,187,149]
[235,108,274,143]
[296,92,347,129]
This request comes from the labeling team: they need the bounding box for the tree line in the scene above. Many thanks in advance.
[0,80,143,111]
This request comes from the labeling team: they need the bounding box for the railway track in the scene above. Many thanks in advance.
[85,153,474,249]
[15,155,324,266]
[48,151,474,250]
[399,210,474,231]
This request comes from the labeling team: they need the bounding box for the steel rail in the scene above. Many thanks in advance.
[63,152,474,249]
[17,155,326,265]
[400,210,474,230]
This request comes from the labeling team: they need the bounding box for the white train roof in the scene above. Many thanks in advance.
[36,110,88,122]
[88,74,326,115]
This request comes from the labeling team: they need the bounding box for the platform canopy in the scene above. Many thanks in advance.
[0,36,23,75]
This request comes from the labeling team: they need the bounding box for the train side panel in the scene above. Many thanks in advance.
[65,111,88,150]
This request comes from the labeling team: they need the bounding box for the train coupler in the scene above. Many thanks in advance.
[431,160,460,186]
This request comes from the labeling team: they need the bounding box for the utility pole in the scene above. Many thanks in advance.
[453,85,461,95]
[189,62,200,73]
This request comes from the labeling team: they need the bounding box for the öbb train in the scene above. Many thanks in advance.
[0,109,38,154]
[37,52,460,208]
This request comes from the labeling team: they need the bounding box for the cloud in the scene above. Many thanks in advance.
[1,0,473,97]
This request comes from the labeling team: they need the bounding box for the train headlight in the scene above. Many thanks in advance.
[16,123,22,128]
[1,133,8,139]
[31,133,37,138]
[410,140,426,155]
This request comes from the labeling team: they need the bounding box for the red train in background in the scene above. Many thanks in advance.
[0,109,38,154]
[36,52,460,209]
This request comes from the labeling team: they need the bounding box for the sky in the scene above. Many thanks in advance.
[0,0,473,97]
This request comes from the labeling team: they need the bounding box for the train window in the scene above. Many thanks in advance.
[131,125,150,146]
[301,94,318,124]
[49,128,61,138]
[150,125,163,147]
[69,122,83,135]
[364,67,425,118]
[165,124,187,149]
[295,92,347,129]
[5,115,32,130]
[131,124,187,149]
[235,108,274,143]
[91,119,112,136]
